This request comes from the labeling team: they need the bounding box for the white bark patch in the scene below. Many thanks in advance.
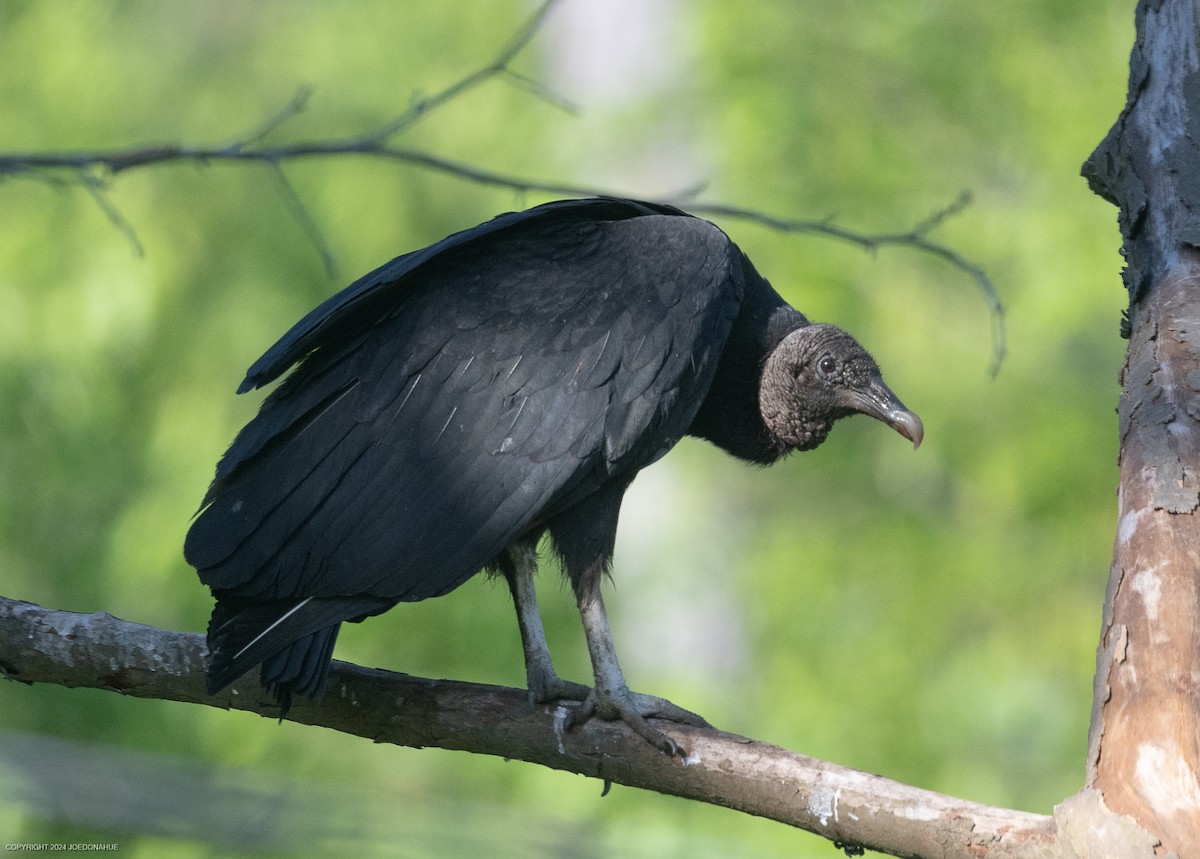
[1130,564,1171,646]
[553,705,569,755]
[806,787,840,827]
[894,803,941,821]
[1117,506,1148,547]
[1130,565,1164,622]
[1135,742,1200,813]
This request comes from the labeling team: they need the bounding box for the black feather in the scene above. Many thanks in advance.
[185,197,919,716]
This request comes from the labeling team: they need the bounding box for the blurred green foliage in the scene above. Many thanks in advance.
[0,1,1131,856]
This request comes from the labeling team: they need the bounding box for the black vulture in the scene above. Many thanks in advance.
[184,197,922,756]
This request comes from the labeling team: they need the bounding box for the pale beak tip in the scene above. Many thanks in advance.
[893,410,924,451]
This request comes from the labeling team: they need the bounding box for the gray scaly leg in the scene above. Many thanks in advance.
[502,540,589,704]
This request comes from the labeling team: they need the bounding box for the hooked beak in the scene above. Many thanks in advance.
[847,378,924,450]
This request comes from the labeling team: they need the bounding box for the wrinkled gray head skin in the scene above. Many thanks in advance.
[760,323,923,455]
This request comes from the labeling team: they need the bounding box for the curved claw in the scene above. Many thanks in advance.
[563,693,596,729]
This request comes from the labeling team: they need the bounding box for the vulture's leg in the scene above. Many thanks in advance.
[548,481,708,755]
[565,562,709,757]
[502,539,589,704]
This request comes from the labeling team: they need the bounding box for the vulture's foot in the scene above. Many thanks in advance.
[565,685,709,757]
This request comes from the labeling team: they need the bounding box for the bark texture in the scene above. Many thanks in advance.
[1082,1,1200,855]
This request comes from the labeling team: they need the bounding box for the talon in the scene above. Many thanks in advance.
[563,694,596,730]
[658,734,684,759]
[643,727,684,759]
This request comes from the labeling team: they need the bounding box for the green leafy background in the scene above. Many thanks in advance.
[0,1,1130,856]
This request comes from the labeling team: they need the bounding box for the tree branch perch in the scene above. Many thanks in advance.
[0,595,1057,858]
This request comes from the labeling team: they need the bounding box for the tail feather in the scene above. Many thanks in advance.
[205,595,391,704]
[260,625,342,717]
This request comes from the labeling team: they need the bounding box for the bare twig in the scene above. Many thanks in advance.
[0,0,570,274]
[0,595,1058,859]
[364,0,563,141]
[685,194,1006,377]
[227,85,314,149]
[79,174,144,258]
[499,68,579,115]
[264,160,338,278]
[0,0,1003,372]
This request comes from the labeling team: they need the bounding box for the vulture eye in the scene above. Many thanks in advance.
[817,355,838,377]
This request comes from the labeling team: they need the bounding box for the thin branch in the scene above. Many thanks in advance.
[0,0,1003,372]
[0,595,1057,859]
[683,196,1006,377]
[227,85,314,149]
[0,0,567,277]
[79,174,144,258]
[499,68,580,115]
[364,0,564,141]
[264,160,338,278]
[0,133,1003,370]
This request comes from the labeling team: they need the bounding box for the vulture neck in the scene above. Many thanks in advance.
[687,278,807,465]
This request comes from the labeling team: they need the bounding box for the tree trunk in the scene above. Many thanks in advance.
[1081,0,1200,854]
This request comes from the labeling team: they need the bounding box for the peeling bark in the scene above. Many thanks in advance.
[1081,0,1200,855]
[1091,272,1200,856]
